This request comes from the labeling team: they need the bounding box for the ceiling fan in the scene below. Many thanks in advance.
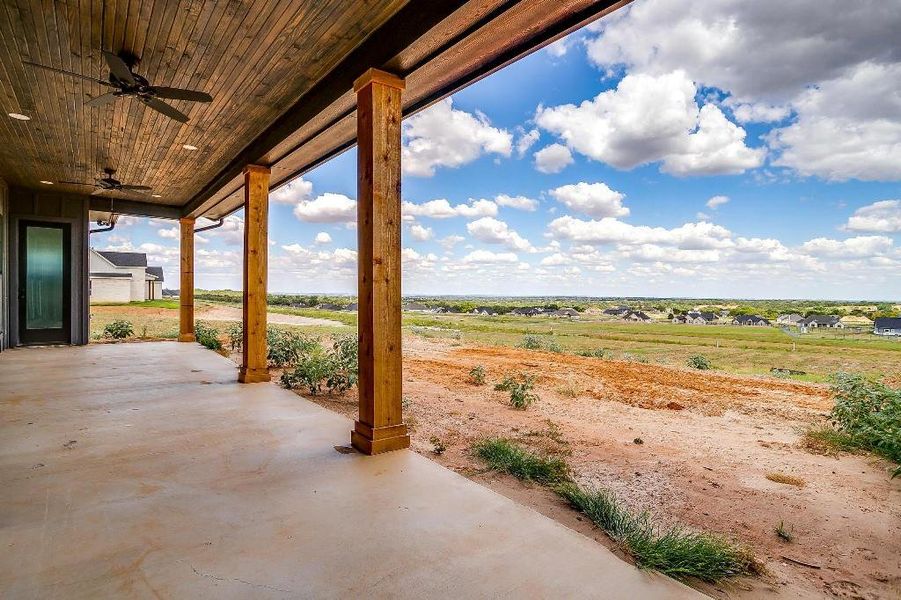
[59,168,153,195]
[24,51,212,123]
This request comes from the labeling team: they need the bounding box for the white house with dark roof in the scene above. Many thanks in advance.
[89,250,164,303]
[874,317,901,337]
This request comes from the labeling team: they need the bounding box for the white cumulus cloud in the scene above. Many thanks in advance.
[402,98,512,177]
[271,177,313,205]
[293,193,356,223]
[844,200,901,233]
[706,195,730,209]
[409,223,434,241]
[534,144,574,174]
[536,71,763,176]
[402,198,497,219]
[466,217,533,251]
[549,182,629,219]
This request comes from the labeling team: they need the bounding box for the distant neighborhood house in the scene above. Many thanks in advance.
[623,310,652,323]
[732,314,771,327]
[776,313,804,326]
[89,250,163,303]
[673,311,717,325]
[801,314,843,328]
[873,317,901,337]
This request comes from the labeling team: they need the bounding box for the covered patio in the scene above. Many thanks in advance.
[0,0,709,596]
[0,342,699,598]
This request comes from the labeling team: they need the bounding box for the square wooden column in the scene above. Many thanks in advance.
[351,68,409,455]
[178,218,195,342]
[239,164,271,383]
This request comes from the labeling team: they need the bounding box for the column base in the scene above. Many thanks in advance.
[178,333,195,342]
[351,421,410,455]
[238,367,270,383]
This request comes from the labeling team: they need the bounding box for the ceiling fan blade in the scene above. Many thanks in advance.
[139,96,189,123]
[102,51,135,85]
[23,61,115,86]
[119,184,152,191]
[151,87,212,102]
[86,92,118,107]
[57,180,99,186]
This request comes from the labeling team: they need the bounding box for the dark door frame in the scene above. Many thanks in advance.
[17,220,71,345]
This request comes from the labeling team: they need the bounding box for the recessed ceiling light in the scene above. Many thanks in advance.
[151,194,162,198]
[8,112,31,121]
[39,180,53,185]
[182,144,198,151]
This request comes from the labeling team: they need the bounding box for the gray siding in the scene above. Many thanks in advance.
[0,178,8,350]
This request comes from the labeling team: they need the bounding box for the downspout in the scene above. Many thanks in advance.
[194,218,224,233]
[89,220,116,234]
[193,203,242,233]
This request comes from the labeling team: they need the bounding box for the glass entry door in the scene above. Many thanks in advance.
[18,221,71,344]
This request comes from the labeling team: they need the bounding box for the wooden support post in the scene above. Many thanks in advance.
[178,218,195,342]
[351,68,409,455]
[238,164,271,383]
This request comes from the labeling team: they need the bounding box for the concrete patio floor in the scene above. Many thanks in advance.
[0,342,701,599]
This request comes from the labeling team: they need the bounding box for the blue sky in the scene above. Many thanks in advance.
[101,0,901,300]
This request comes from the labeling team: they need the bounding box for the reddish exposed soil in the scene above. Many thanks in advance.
[295,336,900,599]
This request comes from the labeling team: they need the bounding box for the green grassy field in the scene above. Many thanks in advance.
[90,301,901,382]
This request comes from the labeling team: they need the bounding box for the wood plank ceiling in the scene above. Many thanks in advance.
[0,0,409,207]
[0,0,629,220]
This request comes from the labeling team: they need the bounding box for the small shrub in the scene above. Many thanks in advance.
[103,320,134,339]
[226,322,243,351]
[519,335,542,350]
[326,334,359,393]
[194,322,222,350]
[775,521,794,542]
[686,354,712,370]
[495,373,538,409]
[430,436,447,455]
[829,373,900,475]
[472,438,568,484]
[468,365,486,386]
[267,326,317,368]
[279,334,359,395]
[544,340,564,353]
[494,375,516,391]
[281,347,333,395]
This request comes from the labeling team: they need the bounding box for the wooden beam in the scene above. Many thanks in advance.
[178,218,195,342]
[238,165,270,383]
[351,69,408,455]
[88,197,182,220]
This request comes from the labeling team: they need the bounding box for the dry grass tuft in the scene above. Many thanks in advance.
[765,472,806,487]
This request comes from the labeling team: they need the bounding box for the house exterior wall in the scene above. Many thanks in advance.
[7,187,89,346]
[128,267,146,301]
[90,277,132,303]
[0,178,8,350]
[151,281,162,299]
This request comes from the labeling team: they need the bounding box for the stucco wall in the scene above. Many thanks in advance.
[90,277,132,304]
